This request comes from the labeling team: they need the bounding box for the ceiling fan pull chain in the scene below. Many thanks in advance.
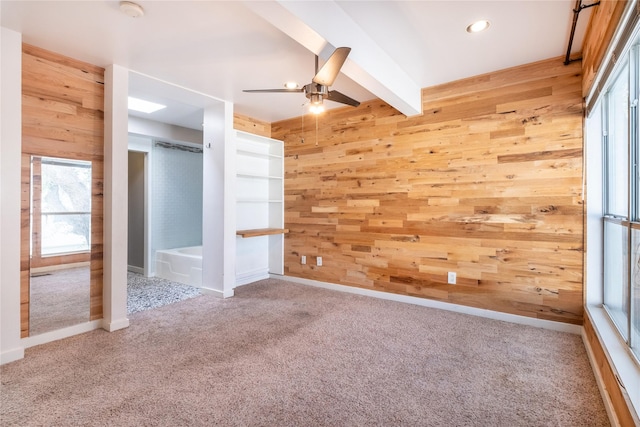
[315,114,319,146]
[301,104,305,144]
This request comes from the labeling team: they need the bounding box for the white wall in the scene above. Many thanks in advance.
[129,116,202,146]
[0,27,25,364]
[103,65,130,332]
[201,102,236,298]
[585,104,604,306]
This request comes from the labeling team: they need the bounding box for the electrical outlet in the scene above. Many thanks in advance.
[447,272,456,285]
[301,255,306,265]
[317,256,323,267]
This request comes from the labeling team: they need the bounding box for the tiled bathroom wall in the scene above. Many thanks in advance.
[151,142,203,256]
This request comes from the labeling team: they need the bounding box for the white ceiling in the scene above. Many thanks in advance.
[1,1,591,130]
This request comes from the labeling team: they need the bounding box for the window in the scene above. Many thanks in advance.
[602,39,640,362]
[31,157,92,257]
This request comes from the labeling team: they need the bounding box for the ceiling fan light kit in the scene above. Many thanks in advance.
[244,47,361,115]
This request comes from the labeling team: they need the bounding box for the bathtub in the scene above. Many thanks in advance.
[155,246,202,287]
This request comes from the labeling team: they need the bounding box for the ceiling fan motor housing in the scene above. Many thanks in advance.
[304,83,329,102]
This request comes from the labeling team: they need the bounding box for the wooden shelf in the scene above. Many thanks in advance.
[236,228,289,238]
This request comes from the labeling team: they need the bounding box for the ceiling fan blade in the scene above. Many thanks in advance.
[312,47,351,86]
[327,90,360,107]
[243,88,304,93]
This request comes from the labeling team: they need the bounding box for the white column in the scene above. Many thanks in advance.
[0,27,25,364]
[201,101,235,297]
[103,65,130,331]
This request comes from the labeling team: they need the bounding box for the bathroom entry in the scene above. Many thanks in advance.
[128,151,146,274]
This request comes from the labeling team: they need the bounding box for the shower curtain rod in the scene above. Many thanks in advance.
[154,141,203,154]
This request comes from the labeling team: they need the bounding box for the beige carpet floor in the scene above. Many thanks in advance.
[30,267,90,336]
[1,278,609,426]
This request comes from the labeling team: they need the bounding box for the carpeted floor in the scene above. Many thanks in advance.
[29,270,201,336]
[30,267,91,335]
[1,278,610,426]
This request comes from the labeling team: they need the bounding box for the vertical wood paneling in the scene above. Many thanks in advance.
[273,57,585,325]
[21,44,104,335]
[581,0,628,96]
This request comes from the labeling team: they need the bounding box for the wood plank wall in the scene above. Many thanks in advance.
[234,113,271,138]
[272,57,584,325]
[21,44,105,336]
[581,0,627,97]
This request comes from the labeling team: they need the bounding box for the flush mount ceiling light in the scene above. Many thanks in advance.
[128,96,166,113]
[466,19,490,33]
[120,1,144,18]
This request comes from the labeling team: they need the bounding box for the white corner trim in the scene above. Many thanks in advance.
[127,265,144,274]
[0,346,25,365]
[236,268,269,287]
[201,287,234,299]
[23,320,104,349]
[278,275,583,335]
[103,318,130,333]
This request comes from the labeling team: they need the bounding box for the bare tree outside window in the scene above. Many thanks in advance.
[40,158,92,255]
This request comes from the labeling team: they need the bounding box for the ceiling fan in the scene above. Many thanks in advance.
[243,47,360,114]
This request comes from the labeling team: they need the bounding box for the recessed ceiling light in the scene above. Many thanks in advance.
[466,20,490,33]
[120,1,144,18]
[128,97,166,114]
[284,81,299,89]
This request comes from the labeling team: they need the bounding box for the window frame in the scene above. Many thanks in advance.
[601,32,640,364]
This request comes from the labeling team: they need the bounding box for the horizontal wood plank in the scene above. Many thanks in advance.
[237,228,289,238]
[273,57,585,325]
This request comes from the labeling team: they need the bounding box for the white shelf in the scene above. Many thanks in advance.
[237,199,283,203]
[235,130,285,281]
[237,149,282,159]
[237,172,283,180]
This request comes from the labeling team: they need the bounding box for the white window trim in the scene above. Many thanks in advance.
[585,90,640,423]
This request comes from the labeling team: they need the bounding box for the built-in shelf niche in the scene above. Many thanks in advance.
[235,130,285,286]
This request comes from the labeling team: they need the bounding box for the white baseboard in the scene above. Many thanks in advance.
[102,318,130,332]
[127,265,144,274]
[278,274,582,335]
[201,287,234,298]
[31,261,90,274]
[0,346,25,365]
[23,320,104,349]
[236,268,269,287]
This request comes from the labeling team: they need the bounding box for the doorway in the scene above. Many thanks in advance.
[127,150,146,275]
